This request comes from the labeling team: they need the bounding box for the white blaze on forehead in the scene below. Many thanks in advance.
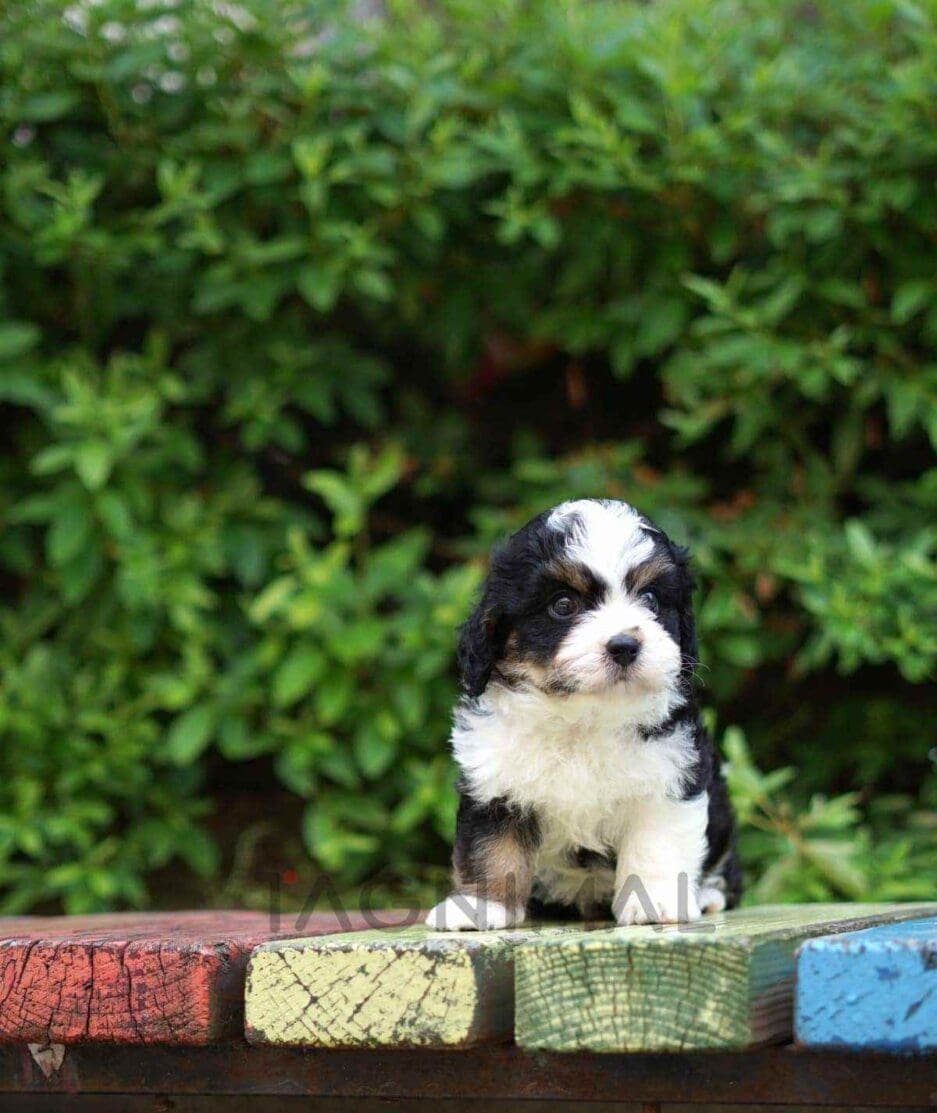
[547,500,655,589]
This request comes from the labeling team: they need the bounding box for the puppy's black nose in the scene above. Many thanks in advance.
[606,633,641,665]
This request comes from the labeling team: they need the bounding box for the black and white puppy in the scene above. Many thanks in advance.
[427,499,741,931]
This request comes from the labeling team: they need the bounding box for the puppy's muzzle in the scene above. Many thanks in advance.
[606,633,641,667]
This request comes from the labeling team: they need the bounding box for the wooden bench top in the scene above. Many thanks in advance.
[243,902,937,1053]
[0,902,934,1108]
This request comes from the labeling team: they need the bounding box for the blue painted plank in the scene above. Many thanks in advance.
[796,915,937,1053]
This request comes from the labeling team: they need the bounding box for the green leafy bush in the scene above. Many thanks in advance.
[1,0,934,912]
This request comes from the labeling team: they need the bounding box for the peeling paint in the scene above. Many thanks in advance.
[27,1041,65,1078]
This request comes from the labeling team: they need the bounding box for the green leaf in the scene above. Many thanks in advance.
[47,501,93,566]
[635,297,686,356]
[31,444,74,476]
[330,619,383,664]
[297,265,341,312]
[892,280,931,325]
[166,704,216,765]
[275,743,319,796]
[19,90,80,122]
[303,803,376,870]
[218,717,272,760]
[365,531,429,595]
[303,471,363,537]
[844,520,877,566]
[353,724,397,778]
[96,490,134,540]
[60,535,103,603]
[359,444,405,501]
[250,576,296,623]
[272,645,326,707]
[74,441,113,490]
[353,269,394,302]
[0,322,40,360]
[717,634,762,668]
[319,743,360,789]
[393,681,425,730]
[314,671,355,727]
[802,839,867,898]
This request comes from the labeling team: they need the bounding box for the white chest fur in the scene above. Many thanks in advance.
[452,684,695,855]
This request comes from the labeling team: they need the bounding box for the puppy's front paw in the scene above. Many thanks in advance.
[697,884,727,914]
[425,894,525,931]
[613,875,701,926]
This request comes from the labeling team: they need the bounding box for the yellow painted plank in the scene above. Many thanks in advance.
[245,923,587,1048]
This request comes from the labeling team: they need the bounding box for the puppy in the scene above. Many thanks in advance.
[426,499,741,931]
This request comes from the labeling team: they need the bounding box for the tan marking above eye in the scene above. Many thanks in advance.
[545,558,594,595]
[626,555,675,593]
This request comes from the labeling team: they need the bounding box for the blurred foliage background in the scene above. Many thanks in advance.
[1,0,935,915]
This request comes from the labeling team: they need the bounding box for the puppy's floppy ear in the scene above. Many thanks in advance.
[671,543,699,669]
[457,594,503,698]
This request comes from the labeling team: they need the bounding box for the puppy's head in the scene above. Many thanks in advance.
[458,499,697,700]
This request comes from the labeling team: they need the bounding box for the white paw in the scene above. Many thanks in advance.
[613,876,701,926]
[697,884,727,914]
[425,895,524,931]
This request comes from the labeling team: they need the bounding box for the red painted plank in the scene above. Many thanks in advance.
[0,909,414,1046]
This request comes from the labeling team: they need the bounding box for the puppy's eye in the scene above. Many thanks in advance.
[548,594,580,619]
[639,590,660,615]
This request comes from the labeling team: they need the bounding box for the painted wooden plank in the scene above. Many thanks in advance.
[796,914,937,1053]
[245,923,588,1048]
[514,902,937,1053]
[0,909,408,1045]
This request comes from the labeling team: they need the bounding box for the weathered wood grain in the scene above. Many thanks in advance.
[514,903,937,1053]
[796,914,937,1053]
[0,909,408,1045]
[246,924,586,1048]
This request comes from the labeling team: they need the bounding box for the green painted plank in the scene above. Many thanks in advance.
[515,903,937,1053]
[245,923,588,1048]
